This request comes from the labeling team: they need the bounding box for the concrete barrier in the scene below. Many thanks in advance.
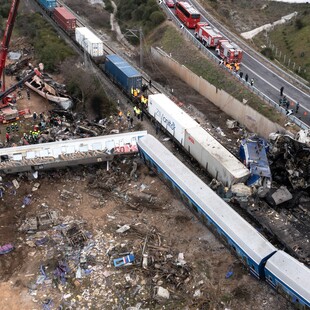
[151,47,285,139]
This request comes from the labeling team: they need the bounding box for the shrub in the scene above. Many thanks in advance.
[261,47,274,60]
[149,11,165,27]
[295,18,305,30]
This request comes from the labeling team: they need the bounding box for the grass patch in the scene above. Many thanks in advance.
[253,10,310,82]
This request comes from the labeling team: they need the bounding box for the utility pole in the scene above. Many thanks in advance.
[125,28,144,68]
[139,26,143,69]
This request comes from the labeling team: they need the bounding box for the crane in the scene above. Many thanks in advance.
[0,0,21,108]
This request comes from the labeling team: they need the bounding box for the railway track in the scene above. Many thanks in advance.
[56,0,163,96]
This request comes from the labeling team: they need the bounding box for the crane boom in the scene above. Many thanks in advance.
[0,0,21,92]
[0,69,41,103]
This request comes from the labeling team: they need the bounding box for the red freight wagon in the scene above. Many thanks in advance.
[53,7,76,33]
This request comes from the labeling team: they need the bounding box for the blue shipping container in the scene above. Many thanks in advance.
[39,0,57,11]
[105,54,142,95]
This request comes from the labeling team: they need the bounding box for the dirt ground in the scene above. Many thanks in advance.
[0,147,292,310]
[0,73,293,310]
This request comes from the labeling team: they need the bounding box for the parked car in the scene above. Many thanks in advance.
[165,0,174,8]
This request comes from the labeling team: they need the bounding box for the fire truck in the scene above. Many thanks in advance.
[194,22,222,48]
[216,39,243,65]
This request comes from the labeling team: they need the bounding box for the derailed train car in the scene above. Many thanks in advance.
[147,94,250,187]
[137,134,310,309]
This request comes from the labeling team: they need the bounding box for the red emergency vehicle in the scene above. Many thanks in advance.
[175,1,200,29]
[194,22,222,47]
[216,39,243,65]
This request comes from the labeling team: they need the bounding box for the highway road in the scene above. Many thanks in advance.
[163,1,310,128]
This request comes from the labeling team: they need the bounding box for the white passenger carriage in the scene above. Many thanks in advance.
[265,251,310,309]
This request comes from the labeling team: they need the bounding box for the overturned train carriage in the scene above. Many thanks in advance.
[137,135,276,278]
[147,94,250,187]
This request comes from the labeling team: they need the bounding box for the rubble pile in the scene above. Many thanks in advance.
[17,180,198,308]
[269,133,310,190]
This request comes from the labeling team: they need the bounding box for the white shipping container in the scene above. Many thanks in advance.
[148,94,199,145]
[75,27,104,57]
[184,126,250,186]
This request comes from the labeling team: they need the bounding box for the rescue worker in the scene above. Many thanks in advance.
[6,132,10,143]
[118,111,123,122]
[127,111,131,128]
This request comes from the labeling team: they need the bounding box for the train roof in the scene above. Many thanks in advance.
[54,6,76,20]
[138,135,277,264]
[149,94,199,129]
[265,251,310,303]
[187,126,249,180]
[106,54,141,78]
[75,27,102,44]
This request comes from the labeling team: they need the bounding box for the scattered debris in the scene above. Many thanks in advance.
[116,224,131,233]
[0,243,14,255]
[155,286,170,300]
[113,254,135,267]
[267,186,293,206]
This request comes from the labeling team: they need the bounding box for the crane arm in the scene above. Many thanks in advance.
[0,68,41,102]
[0,0,21,92]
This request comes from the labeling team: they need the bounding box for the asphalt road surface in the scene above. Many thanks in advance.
[163,1,310,127]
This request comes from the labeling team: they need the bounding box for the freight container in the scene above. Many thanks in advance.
[75,27,104,57]
[53,7,76,32]
[184,126,250,186]
[38,0,57,11]
[147,94,199,145]
[105,55,142,95]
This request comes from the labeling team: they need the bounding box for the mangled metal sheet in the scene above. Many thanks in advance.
[0,131,147,174]
[269,133,310,189]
